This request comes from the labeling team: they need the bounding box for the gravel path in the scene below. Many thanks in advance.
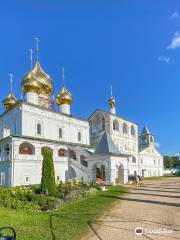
[82,177,180,240]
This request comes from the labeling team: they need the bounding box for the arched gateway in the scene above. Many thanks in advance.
[92,163,107,182]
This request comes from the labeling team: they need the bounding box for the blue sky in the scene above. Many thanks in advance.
[0,0,179,155]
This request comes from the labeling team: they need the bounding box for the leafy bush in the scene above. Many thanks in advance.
[0,181,97,212]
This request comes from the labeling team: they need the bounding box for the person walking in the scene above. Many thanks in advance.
[135,175,140,189]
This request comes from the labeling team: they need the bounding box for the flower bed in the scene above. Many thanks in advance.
[0,179,97,212]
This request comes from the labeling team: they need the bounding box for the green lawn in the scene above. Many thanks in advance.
[144,175,179,180]
[0,186,127,240]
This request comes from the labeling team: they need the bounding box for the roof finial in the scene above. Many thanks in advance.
[62,67,65,86]
[29,49,33,69]
[9,73,13,92]
[110,85,113,97]
[34,37,40,61]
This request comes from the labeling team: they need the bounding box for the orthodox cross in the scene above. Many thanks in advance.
[29,49,33,69]
[34,37,40,61]
[62,67,65,86]
[9,73,13,92]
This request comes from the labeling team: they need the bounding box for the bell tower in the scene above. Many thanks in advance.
[140,126,154,147]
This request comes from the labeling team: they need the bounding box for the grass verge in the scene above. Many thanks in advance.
[144,175,180,180]
[0,185,127,240]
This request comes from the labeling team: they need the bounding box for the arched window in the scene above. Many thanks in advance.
[41,147,53,156]
[19,143,34,155]
[78,132,81,142]
[58,148,67,157]
[123,123,128,134]
[113,119,119,131]
[131,125,135,136]
[132,156,136,163]
[5,144,10,155]
[70,149,77,160]
[80,155,88,167]
[102,117,105,130]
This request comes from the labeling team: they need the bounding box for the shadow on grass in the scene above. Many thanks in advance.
[49,215,56,240]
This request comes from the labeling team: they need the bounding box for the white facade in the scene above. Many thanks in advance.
[0,99,164,187]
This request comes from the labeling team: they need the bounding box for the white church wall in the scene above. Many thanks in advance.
[110,115,139,156]
[139,147,164,177]
[21,103,90,145]
[0,105,22,139]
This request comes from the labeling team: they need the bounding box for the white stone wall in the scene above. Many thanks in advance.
[21,103,90,145]
[109,115,138,156]
[139,147,164,177]
[0,105,22,139]
[0,136,93,186]
[89,110,138,156]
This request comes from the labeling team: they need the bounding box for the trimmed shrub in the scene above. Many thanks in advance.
[41,147,56,193]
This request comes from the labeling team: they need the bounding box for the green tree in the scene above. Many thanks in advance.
[163,155,180,168]
[41,147,56,193]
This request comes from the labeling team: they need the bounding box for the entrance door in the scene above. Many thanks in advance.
[116,165,124,184]
[96,166,105,181]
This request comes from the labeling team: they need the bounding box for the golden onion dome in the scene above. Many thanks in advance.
[21,61,53,96]
[108,96,115,108]
[56,86,72,105]
[3,91,17,110]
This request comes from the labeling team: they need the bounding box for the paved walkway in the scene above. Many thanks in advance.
[83,177,180,240]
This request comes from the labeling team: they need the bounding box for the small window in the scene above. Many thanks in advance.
[141,158,143,164]
[25,175,30,185]
[132,157,136,163]
[131,126,135,136]
[123,123,128,134]
[78,132,81,142]
[58,148,67,157]
[102,117,105,130]
[113,119,119,131]
[5,144,10,155]
[154,160,156,165]
[59,128,62,139]
[80,155,88,167]
[37,123,41,135]
[70,150,77,160]
[57,176,60,181]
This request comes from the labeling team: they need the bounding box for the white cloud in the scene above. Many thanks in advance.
[155,142,161,149]
[158,56,171,64]
[167,31,180,49]
[170,11,179,19]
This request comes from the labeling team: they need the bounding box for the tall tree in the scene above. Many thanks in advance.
[41,147,56,192]
[163,156,180,168]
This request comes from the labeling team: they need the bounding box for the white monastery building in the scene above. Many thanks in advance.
[0,47,164,186]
